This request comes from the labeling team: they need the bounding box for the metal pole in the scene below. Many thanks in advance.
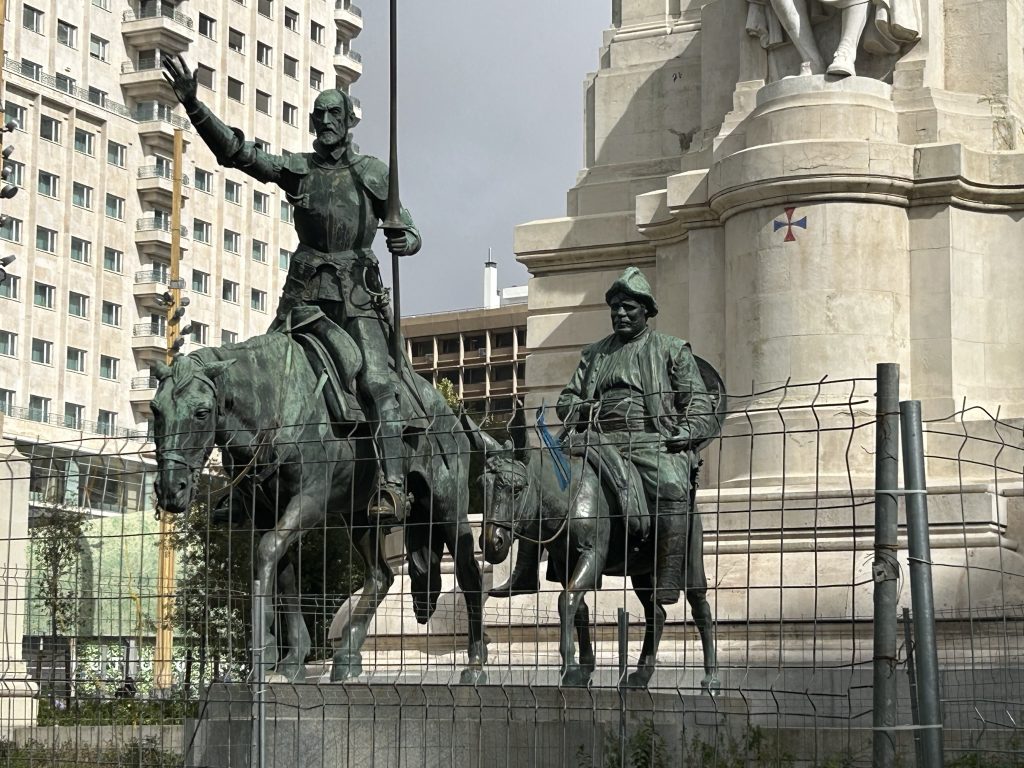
[384,0,403,370]
[252,580,266,768]
[617,608,628,768]
[872,363,900,768]
[903,607,924,768]
[900,400,944,768]
[154,127,185,691]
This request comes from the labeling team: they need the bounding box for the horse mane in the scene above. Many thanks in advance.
[172,333,287,399]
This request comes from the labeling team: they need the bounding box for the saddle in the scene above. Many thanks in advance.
[563,432,651,540]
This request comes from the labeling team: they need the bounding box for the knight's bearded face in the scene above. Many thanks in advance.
[311,96,350,149]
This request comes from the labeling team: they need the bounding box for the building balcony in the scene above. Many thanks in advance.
[121,5,194,51]
[136,165,190,205]
[332,46,363,85]
[135,217,188,257]
[133,104,191,152]
[133,269,170,308]
[120,60,177,101]
[129,375,158,411]
[132,322,168,359]
[489,381,516,396]
[334,1,364,35]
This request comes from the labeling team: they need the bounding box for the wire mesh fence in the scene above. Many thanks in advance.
[0,366,1021,767]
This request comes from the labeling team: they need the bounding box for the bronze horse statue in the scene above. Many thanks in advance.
[151,331,487,684]
[468,363,724,690]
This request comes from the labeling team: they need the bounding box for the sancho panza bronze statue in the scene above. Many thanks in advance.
[162,56,418,520]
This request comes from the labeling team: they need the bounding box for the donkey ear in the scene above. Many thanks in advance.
[203,359,236,380]
[461,410,503,455]
[508,400,528,458]
[152,361,173,381]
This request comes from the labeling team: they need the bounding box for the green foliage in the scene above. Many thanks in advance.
[948,752,1024,768]
[575,719,670,768]
[680,726,794,768]
[30,505,88,637]
[0,738,180,767]
[435,378,460,411]
[36,697,196,726]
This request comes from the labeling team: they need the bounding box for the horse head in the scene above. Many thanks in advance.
[151,353,235,514]
[463,411,533,565]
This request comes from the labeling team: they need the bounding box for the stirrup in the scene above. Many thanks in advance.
[368,483,410,525]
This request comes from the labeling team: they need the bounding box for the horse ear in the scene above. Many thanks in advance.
[203,359,236,380]
[152,361,173,381]
[461,410,502,455]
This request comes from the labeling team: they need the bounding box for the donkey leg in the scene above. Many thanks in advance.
[688,589,720,695]
[273,558,310,683]
[625,573,666,689]
[575,598,595,684]
[331,527,394,681]
[560,549,600,687]
[446,524,488,685]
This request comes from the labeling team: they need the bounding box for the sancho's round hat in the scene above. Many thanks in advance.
[604,267,658,318]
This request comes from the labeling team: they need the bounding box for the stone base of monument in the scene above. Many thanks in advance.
[186,670,1020,768]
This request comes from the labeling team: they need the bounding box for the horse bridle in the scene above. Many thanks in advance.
[483,456,575,547]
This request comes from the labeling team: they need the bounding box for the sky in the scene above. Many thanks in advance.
[351,3,610,316]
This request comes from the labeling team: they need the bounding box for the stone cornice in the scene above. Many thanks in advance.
[515,212,655,275]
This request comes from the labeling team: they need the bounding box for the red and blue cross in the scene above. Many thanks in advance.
[773,207,807,242]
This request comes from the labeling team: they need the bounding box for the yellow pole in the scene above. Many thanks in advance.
[154,128,184,690]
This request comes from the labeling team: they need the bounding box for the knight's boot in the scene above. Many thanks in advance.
[367,406,410,524]
[489,540,541,597]
[652,502,688,606]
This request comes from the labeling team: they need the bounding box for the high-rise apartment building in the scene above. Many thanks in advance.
[0,0,363,506]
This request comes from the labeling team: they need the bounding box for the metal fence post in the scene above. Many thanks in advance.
[617,608,628,768]
[252,579,266,768]
[873,362,900,768]
[900,400,945,768]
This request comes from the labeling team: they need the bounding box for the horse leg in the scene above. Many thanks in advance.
[330,526,394,681]
[445,524,488,685]
[688,589,720,695]
[575,597,595,684]
[625,572,666,689]
[272,557,310,683]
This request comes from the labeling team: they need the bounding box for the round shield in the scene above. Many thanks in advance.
[693,355,727,452]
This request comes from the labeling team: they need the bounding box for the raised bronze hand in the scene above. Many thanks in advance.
[161,54,198,109]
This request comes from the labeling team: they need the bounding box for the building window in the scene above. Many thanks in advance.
[74,128,95,155]
[4,102,25,132]
[0,390,14,415]
[228,27,245,53]
[89,35,109,61]
[253,191,269,214]
[99,355,119,380]
[31,338,52,365]
[0,331,16,357]
[64,403,84,429]
[19,58,42,81]
[103,247,123,273]
[258,0,272,17]
[70,236,92,263]
[4,160,24,188]
[105,194,125,220]
[192,219,211,243]
[255,90,271,115]
[198,13,215,38]
[224,180,241,204]
[22,5,43,33]
[35,227,57,253]
[107,140,126,167]
[224,230,240,253]
[284,7,299,31]
[97,409,117,435]
[101,300,121,326]
[0,216,22,243]
[87,87,107,107]
[68,291,88,317]
[55,74,76,93]
[28,396,50,422]
[280,200,293,223]
[194,168,212,193]
[33,282,55,309]
[282,102,297,126]
[252,239,267,263]
[257,42,273,66]
[254,137,270,152]
[227,78,243,102]
[196,64,215,90]
[38,170,60,198]
[190,322,209,345]
[310,21,324,44]
[92,0,110,9]
[72,182,93,209]
[309,68,323,90]
[191,270,210,294]
[251,289,267,312]
[283,55,298,79]
[57,19,77,47]
[39,116,60,143]
[279,249,291,270]
[0,275,20,299]
[222,279,239,303]
[221,329,238,345]
[66,347,86,373]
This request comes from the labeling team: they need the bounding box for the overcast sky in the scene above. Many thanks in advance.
[351,3,610,316]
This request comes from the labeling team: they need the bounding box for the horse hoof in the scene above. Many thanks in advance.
[625,669,653,689]
[701,673,721,696]
[330,652,363,682]
[560,666,591,688]
[459,666,487,686]
[272,663,307,684]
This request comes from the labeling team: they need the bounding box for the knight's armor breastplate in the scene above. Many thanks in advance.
[290,162,378,254]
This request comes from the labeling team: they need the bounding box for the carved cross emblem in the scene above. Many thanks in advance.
[773,207,807,242]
